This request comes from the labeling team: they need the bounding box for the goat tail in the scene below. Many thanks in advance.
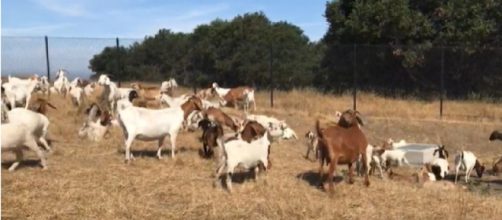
[315,119,323,139]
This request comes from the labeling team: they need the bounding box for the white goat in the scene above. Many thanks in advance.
[53,69,70,96]
[387,138,408,149]
[69,85,84,107]
[78,104,113,141]
[160,78,178,93]
[214,131,271,193]
[38,76,50,95]
[97,74,131,113]
[117,97,202,162]
[357,144,385,178]
[304,131,319,160]
[454,151,485,184]
[281,127,298,140]
[7,108,52,152]
[380,149,409,169]
[2,76,40,108]
[246,114,287,130]
[211,82,231,97]
[1,122,48,171]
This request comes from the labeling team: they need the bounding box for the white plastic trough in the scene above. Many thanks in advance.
[398,144,438,167]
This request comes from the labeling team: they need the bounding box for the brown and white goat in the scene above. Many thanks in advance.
[316,109,370,192]
[130,82,161,100]
[203,107,242,132]
[212,83,256,111]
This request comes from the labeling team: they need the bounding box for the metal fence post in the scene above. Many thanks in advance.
[44,36,51,99]
[440,47,445,119]
[353,44,357,111]
[269,45,274,108]
[116,37,121,87]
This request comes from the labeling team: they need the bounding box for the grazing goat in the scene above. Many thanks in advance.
[454,151,485,184]
[1,122,48,171]
[7,108,52,152]
[489,130,502,141]
[203,107,242,132]
[78,104,113,141]
[380,149,410,170]
[28,98,57,115]
[212,82,256,111]
[214,131,271,193]
[429,145,450,180]
[316,109,370,192]
[117,96,203,162]
[304,131,319,161]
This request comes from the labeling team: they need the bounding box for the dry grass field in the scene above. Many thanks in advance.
[2,86,502,219]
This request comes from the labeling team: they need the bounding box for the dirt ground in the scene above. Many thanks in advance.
[2,87,502,219]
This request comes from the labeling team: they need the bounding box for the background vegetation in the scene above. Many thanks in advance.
[89,0,502,99]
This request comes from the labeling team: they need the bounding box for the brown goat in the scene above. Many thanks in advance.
[316,109,369,192]
[131,82,161,100]
[240,120,267,143]
[28,98,57,115]
[198,119,224,158]
[203,107,241,132]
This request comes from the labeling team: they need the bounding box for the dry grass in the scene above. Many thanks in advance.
[2,87,502,220]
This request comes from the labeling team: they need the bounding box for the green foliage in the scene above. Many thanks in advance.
[89,12,321,89]
[322,0,501,98]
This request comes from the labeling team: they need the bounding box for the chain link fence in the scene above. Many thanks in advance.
[2,36,501,117]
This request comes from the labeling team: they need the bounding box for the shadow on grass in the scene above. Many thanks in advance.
[117,146,198,158]
[2,159,43,171]
[296,171,343,190]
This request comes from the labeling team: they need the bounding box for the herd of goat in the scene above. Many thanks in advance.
[1,69,502,193]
